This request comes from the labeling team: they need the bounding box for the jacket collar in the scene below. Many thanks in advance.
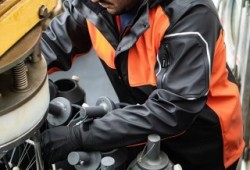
[148,0,169,8]
[73,0,167,50]
[80,0,168,13]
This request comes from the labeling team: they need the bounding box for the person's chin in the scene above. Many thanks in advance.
[107,8,124,15]
[106,9,118,15]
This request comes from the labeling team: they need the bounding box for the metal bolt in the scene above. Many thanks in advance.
[173,164,182,170]
[39,5,49,18]
[80,161,85,165]
[72,75,80,82]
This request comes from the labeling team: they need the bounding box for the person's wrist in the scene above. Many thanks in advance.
[70,123,92,149]
[69,125,84,148]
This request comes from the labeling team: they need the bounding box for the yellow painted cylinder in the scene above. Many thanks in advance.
[0,0,57,57]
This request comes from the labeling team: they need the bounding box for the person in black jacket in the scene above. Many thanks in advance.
[41,0,245,169]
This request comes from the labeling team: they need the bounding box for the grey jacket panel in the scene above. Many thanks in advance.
[41,0,91,70]
[156,3,221,99]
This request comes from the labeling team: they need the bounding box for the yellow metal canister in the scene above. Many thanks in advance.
[0,0,57,57]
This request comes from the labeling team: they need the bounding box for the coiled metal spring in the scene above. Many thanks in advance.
[12,61,28,90]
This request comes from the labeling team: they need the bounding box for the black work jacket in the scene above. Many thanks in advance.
[41,0,244,169]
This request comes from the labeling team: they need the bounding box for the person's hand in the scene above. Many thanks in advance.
[41,126,79,164]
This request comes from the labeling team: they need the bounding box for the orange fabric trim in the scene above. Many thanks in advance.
[127,131,186,147]
[86,21,116,69]
[48,51,89,74]
[72,52,89,64]
[207,31,245,168]
[128,6,170,87]
[48,67,61,75]
[115,16,121,32]
[47,52,89,74]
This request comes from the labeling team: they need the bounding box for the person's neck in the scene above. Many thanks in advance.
[126,0,145,13]
[118,0,146,33]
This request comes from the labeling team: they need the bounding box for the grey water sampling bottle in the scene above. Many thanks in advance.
[127,134,182,170]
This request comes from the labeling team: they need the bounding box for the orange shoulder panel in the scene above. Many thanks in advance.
[207,31,245,168]
[128,6,170,87]
[86,20,116,69]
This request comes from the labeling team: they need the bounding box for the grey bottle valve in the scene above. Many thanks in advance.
[101,156,115,170]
